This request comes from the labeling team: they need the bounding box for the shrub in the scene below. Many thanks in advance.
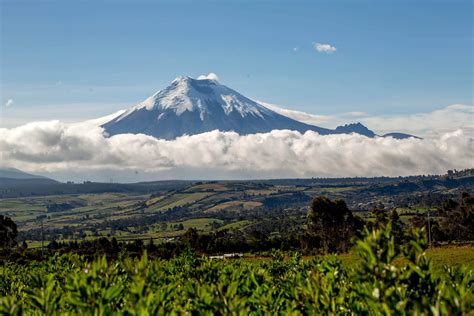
[0,225,472,314]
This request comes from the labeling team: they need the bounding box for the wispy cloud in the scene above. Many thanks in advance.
[4,99,14,107]
[0,102,124,128]
[361,104,474,138]
[314,42,337,53]
[258,101,474,138]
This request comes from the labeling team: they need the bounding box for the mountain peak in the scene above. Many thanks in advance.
[102,75,333,139]
[171,74,220,86]
[171,75,192,84]
[101,76,415,140]
[125,75,266,119]
[334,123,376,137]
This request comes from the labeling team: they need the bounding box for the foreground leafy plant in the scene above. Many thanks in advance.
[0,225,472,315]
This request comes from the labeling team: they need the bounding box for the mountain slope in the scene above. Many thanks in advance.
[382,132,421,140]
[103,76,334,139]
[0,167,52,180]
[0,167,58,188]
[256,101,417,139]
[102,76,416,140]
[334,123,376,138]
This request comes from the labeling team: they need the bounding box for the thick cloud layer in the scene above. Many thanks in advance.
[1,120,472,181]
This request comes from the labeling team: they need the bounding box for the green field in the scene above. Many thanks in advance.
[1,178,472,256]
[337,246,474,273]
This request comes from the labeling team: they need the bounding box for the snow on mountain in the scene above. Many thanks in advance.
[120,76,267,119]
[102,75,416,140]
[102,76,332,139]
[84,109,126,126]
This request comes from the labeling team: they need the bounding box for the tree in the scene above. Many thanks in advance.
[47,239,60,250]
[366,208,405,243]
[438,192,474,241]
[372,209,389,229]
[0,215,18,248]
[210,220,222,231]
[181,228,199,249]
[390,209,404,245]
[307,196,363,253]
[159,222,168,231]
[111,237,119,252]
[147,237,156,252]
[97,237,111,251]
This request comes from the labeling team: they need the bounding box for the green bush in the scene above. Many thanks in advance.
[1,225,472,315]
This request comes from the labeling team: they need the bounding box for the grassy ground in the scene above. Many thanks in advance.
[175,218,222,230]
[184,183,229,192]
[205,201,262,213]
[24,217,224,248]
[146,192,213,212]
[425,246,474,271]
[243,246,474,273]
[218,220,253,231]
[337,245,474,272]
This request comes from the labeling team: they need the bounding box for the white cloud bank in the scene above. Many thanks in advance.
[1,120,472,180]
[314,43,337,53]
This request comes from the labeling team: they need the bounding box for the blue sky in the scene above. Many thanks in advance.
[1,0,472,127]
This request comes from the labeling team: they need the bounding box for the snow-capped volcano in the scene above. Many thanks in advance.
[120,76,273,120]
[102,75,415,139]
[102,76,332,139]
